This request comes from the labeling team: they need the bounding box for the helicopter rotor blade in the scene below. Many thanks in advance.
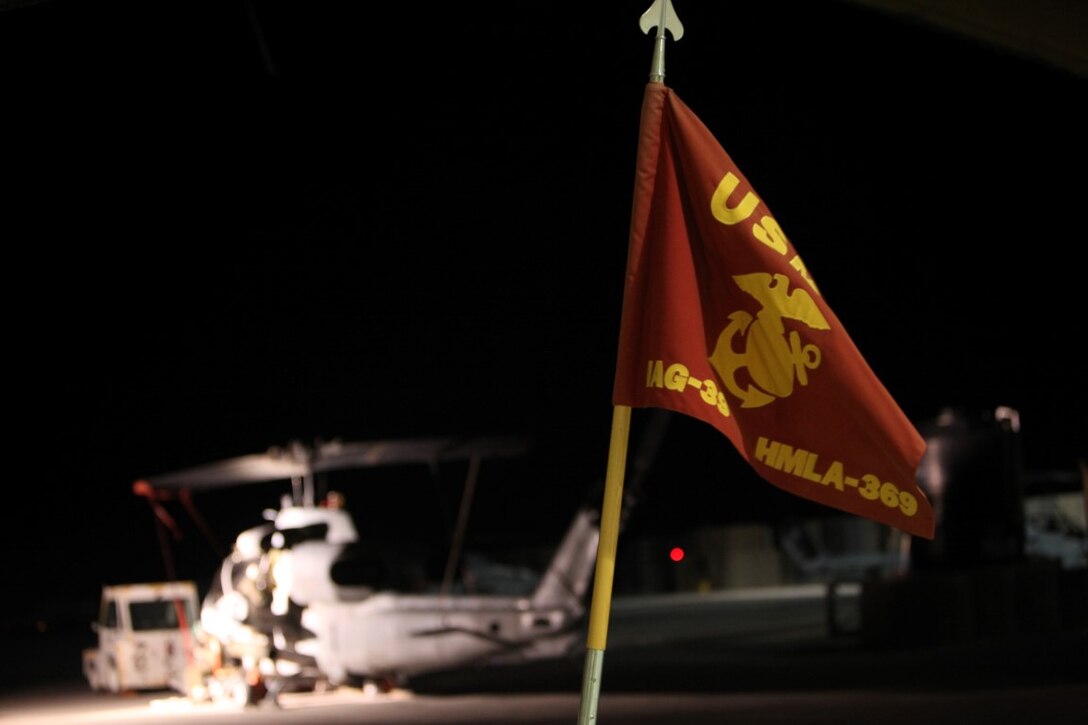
[136,436,533,491]
[138,449,312,491]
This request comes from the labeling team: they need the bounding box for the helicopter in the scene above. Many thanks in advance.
[127,433,622,704]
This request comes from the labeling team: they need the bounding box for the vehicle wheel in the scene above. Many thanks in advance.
[104,659,121,694]
[230,671,267,707]
[228,678,250,708]
[83,658,100,691]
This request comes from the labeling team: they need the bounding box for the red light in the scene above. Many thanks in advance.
[669,547,685,562]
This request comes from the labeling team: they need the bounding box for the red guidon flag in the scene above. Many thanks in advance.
[613,83,934,539]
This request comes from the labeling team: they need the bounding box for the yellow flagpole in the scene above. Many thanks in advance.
[577,404,631,724]
[578,5,682,722]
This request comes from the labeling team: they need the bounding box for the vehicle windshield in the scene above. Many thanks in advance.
[128,598,196,631]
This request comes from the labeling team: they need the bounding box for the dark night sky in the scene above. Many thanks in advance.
[3,1,1085,623]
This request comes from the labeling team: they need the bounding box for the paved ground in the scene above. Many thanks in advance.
[3,680,1087,725]
[3,586,1085,724]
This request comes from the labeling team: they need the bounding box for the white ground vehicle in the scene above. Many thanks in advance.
[83,581,205,695]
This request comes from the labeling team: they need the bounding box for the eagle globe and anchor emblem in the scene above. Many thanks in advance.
[709,272,830,409]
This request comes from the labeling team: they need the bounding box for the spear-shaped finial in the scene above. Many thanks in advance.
[640,0,684,83]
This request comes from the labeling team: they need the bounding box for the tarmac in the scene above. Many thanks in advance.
[2,580,1085,724]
